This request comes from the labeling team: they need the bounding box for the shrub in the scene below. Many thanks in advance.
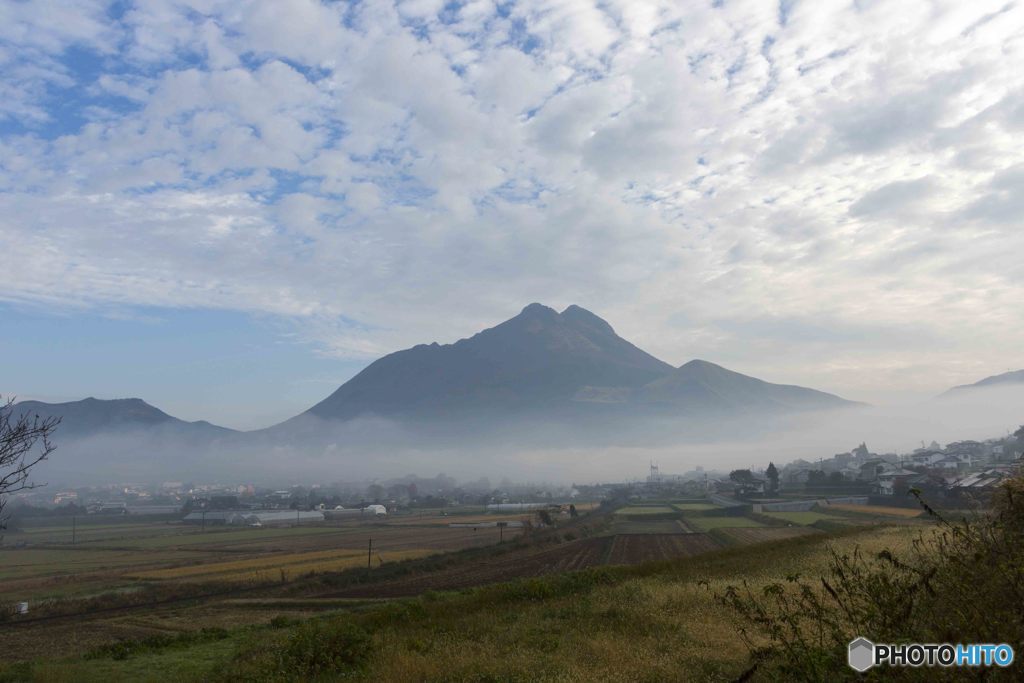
[278,619,371,677]
[717,473,1024,681]
[84,628,229,661]
[219,619,372,682]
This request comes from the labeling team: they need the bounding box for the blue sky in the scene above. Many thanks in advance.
[2,0,1023,426]
[1,304,365,428]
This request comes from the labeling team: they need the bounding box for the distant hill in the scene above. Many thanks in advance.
[945,369,1024,394]
[634,359,858,414]
[10,397,234,438]
[281,304,859,428]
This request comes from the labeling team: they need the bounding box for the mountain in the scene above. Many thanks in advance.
[13,305,860,443]
[10,305,864,482]
[945,369,1024,394]
[288,304,858,426]
[10,397,234,439]
[301,303,674,421]
[635,360,858,413]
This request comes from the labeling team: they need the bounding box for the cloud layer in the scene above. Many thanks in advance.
[2,0,1023,403]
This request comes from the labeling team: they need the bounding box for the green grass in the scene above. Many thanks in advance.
[761,511,838,525]
[132,525,346,548]
[685,516,764,531]
[613,506,675,515]
[1,635,240,683]
[671,503,718,512]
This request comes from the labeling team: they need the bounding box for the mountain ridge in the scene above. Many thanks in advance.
[944,369,1024,395]
[10,397,235,438]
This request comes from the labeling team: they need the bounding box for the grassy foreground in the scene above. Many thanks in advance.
[0,524,918,682]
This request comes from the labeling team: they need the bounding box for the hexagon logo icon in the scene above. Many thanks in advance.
[848,637,875,672]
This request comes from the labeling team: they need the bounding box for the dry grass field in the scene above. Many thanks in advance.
[127,548,437,583]
[0,522,929,682]
[714,526,823,545]
[0,513,523,606]
[685,516,765,531]
[827,503,924,517]
[0,501,937,682]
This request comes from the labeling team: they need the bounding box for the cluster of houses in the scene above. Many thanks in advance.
[779,437,1021,499]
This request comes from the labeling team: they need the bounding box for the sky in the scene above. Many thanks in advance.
[1,0,1023,430]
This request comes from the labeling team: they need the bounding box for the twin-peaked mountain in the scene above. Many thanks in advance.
[301,303,673,421]
[11,304,861,448]
[288,303,857,425]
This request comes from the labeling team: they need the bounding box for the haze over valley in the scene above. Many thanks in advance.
[12,303,1022,486]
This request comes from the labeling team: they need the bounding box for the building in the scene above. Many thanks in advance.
[646,463,687,484]
[947,469,1012,499]
[323,504,387,519]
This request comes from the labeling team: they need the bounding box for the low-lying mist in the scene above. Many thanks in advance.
[30,385,1024,487]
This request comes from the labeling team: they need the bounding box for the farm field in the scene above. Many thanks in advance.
[127,548,438,583]
[0,514,522,604]
[613,505,675,515]
[605,518,690,535]
[14,520,203,546]
[827,503,923,518]
[671,503,718,511]
[0,501,933,674]
[685,516,765,531]
[392,513,531,526]
[761,510,841,525]
[714,526,824,545]
[604,533,721,565]
[0,523,928,682]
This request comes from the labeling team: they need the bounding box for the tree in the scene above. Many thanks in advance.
[828,471,845,486]
[765,462,779,493]
[807,470,827,487]
[1,398,59,530]
[729,469,755,485]
[1014,425,1024,442]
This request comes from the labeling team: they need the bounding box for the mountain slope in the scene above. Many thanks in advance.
[302,303,674,421]
[293,305,859,425]
[635,360,859,414]
[945,369,1024,394]
[10,397,234,438]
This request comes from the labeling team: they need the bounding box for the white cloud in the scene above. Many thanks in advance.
[1,0,1023,401]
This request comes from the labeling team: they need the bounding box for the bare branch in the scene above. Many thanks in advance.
[0,396,60,529]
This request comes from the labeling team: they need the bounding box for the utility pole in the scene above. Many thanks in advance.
[202,509,206,533]
[367,537,373,570]
[296,508,300,527]
[72,515,76,545]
